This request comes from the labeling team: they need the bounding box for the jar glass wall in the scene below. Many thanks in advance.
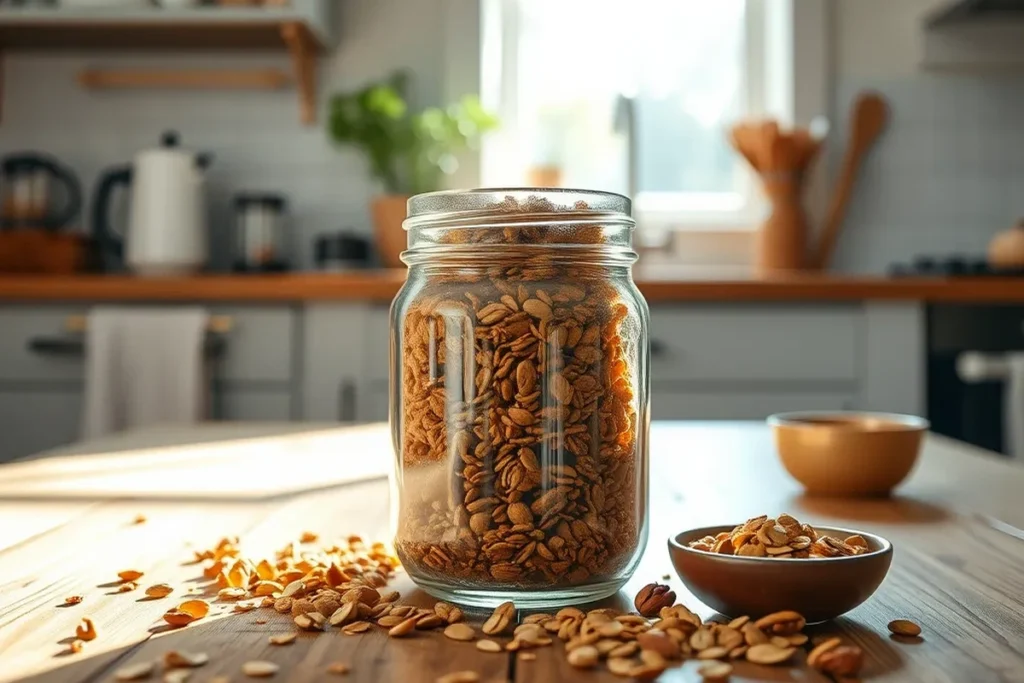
[390,189,650,608]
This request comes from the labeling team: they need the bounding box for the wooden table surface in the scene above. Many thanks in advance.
[2,422,1024,683]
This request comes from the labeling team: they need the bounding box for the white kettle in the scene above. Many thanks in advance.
[92,131,212,275]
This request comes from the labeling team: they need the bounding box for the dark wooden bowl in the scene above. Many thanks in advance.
[667,525,893,623]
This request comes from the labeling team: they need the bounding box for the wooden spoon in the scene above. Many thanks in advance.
[813,92,889,269]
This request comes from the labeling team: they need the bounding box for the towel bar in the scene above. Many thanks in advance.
[63,315,234,334]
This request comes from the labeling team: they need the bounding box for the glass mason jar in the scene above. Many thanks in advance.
[390,188,650,609]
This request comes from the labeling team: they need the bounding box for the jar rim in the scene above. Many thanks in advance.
[405,188,633,229]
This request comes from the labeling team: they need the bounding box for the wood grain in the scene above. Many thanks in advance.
[1,423,1023,683]
[6,273,1024,303]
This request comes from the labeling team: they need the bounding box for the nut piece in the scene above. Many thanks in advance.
[268,633,297,645]
[64,595,84,606]
[636,631,678,660]
[567,645,599,669]
[145,584,174,599]
[341,621,372,635]
[745,643,795,665]
[816,645,864,677]
[162,610,196,628]
[888,619,922,637]
[434,602,464,624]
[68,640,84,654]
[177,600,210,619]
[476,639,502,653]
[118,570,144,582]
[163,651,208,668]
[444,623,476,642]
[698,662,733,681]
[806,637,842,668]
[242,661,279,678]
[115,662,155,681]
[753,610,805,635]
[118,582,139,593]
[634,583,676,617]
[482,601,515,636]
[327,662,350,676]
[388,617,418,638]
[75,617,97,641]
[435,672,479,683]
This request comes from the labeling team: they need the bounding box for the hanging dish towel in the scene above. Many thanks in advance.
[81,307,210,439]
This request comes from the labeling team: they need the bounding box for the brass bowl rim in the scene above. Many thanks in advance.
[668,524,893,566]
[767,410,929,432]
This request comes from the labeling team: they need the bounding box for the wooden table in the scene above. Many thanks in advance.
[2,422,1023,683]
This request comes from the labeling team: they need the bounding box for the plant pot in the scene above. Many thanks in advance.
[371,194,410,268]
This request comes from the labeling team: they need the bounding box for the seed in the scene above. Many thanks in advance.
[816,645,864,676]
[133,514,147,524]
[476,639,502,653]
[163,651,208,668]
[75,617,97,641]
[68,639,84,654]
[282,580,305,598]
[326,662,350,676]
[728,646,747,659]
[416,614,445,629]
[435,672,479,683]
[217,587,246,601]
[690,628,715,651]
[607,658,634,676]
[299,530,318,543]
[769,636,791,648]
[888,619,922,637]
[329,602,359,627]
[567,645,599,669]
[118,570,144,582]
[341,621,371,635]
[727,616,749,629]
[115,662,155,680]
[746,643,795,665]
[177,600,210,619]
[118,582,138,593]
[444,623,476,642]
[268,633,297,645]
[636,631,676,659]
[388,617,418,637]
[698,662,733,681]
[162,610,196,628]
[522,298,553,319]
[145,584,174,599]
[609,641,639,658]
[806,637,842,668]
[482,601,515,635]
[697,646,729,660]
[64,595,83,606]
[242,661,279,678]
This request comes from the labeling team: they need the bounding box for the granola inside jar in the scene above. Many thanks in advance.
[390,188,650,608]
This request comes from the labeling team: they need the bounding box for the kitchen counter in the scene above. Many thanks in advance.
[2,270,1024,302]
[1,422,1023,682]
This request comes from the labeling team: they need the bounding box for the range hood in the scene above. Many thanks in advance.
[928,0,1024,27]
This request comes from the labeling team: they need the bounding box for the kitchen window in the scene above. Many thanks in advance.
[480,0,771,242]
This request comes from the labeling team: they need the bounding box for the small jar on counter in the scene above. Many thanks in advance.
[233,193,289,272]
[390,188,650,608]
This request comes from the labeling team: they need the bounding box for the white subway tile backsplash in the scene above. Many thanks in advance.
[830,74,1024,272]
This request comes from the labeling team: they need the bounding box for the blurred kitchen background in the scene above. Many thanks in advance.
[1,0,1024,464]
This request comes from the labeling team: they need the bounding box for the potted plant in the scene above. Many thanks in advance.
[328,71,498,267]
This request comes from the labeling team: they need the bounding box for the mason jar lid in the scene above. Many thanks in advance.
[405,188,633,230]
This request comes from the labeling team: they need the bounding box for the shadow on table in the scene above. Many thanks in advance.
[789,493,951,525]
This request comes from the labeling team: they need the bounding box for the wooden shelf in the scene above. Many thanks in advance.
[0,5,332,124]
[0,6,331,50]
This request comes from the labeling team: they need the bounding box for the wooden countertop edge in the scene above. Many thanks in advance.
[1,273,1024,302]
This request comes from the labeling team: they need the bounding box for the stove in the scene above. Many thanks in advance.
[889,256,1024,277]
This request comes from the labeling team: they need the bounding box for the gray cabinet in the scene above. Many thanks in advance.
[0,304,299,462]
[301,304,372,421]
[0,390,82,463]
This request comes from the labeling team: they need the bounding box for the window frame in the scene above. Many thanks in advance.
[442,0,831,262]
